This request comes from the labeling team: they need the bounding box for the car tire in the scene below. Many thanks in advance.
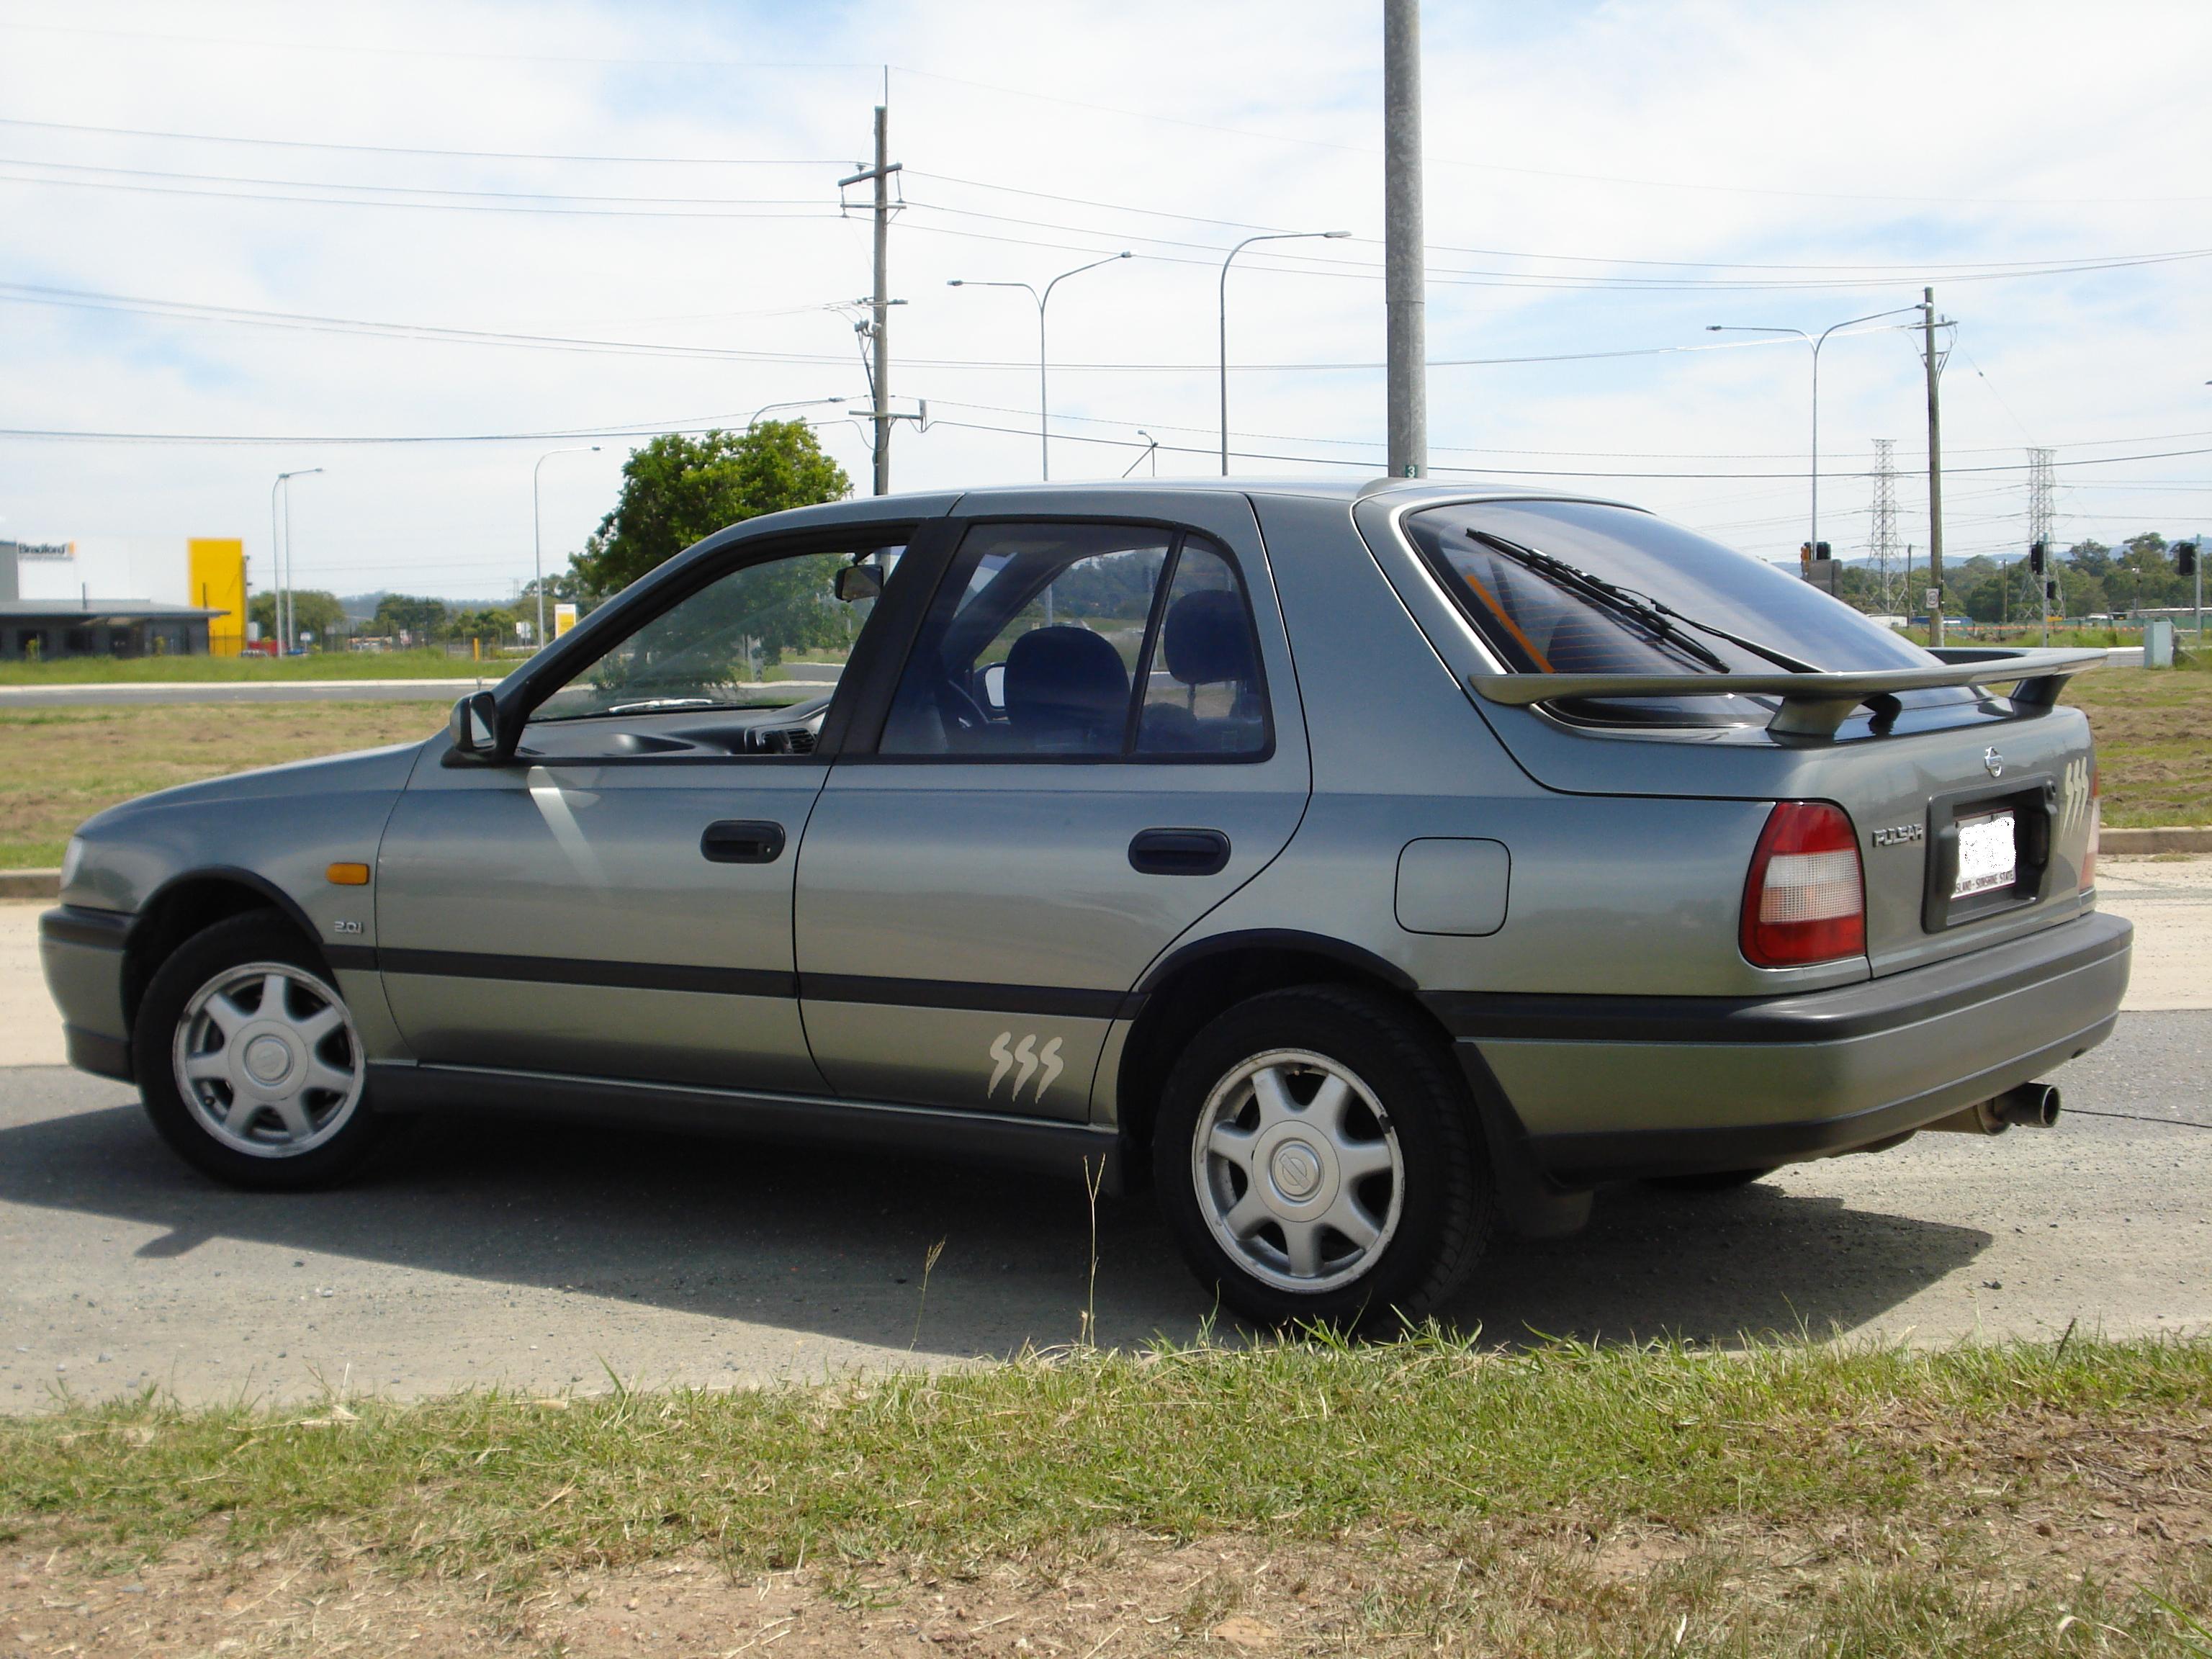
[132,912,386,1191]
[1152,985,1491,1331]
[1645,1166,1776,1193]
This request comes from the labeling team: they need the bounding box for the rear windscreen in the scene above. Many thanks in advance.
[1403,500,1935,677]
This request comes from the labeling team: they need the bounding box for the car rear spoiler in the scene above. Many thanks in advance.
[1467,646,2110,738]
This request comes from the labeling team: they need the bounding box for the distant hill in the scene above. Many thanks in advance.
[335,590,516,621]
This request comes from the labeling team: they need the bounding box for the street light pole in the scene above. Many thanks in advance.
[745,396,848,429]
[1220,230,1351,475]
[532,446,599,651]
[949,252,1130,480]
[1122,429,1159,478]
[1707,306,1921,569]
[269,468,321,654]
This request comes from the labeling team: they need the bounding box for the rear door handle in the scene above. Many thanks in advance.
[1128,827,1231,876]
[701,819,787,864]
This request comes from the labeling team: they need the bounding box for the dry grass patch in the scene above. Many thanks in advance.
[2064,666,2212,829]
[0,703,441,867]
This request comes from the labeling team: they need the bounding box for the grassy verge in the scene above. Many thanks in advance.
[2062,666,2212,828]
[0,648,512,685]
[3,1336,2209,1654]
[0,703,441,868]
[1,662,2205,873]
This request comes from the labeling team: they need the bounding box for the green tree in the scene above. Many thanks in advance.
[373,594,450,644]
[570,422,851,598]
[449,606,519,649]
[247,589,348,643]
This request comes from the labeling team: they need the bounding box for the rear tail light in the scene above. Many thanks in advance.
[2080,757,2100,893]
[1742,801,1866,968]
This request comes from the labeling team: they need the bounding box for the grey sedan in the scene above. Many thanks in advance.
[40,480,2128,1326]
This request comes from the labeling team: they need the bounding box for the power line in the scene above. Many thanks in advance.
[0,115,844,166]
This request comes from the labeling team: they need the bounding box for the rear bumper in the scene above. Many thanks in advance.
[1424,911,2132,1185]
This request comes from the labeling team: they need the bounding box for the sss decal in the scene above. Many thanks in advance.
[987,1032,1064,1103]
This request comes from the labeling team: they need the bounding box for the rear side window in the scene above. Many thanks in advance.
[1403,500,1935,676]
[879,521,1269,759]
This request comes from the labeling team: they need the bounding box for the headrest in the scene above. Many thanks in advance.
[1162,588,1256,686]
[1004,626,1130,740]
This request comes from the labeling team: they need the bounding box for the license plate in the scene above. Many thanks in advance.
[1953,810,2018,897]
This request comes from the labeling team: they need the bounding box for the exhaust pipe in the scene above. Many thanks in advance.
[1923,1082,2063,1136]
[1995,1082,2062,1128]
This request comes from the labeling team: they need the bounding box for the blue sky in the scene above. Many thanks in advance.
[0,0,2206,600]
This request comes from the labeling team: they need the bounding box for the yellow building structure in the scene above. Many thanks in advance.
[186,538,247,657]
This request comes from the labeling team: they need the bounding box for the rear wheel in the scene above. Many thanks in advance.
[132,913,385,1190]
[1153,986,1491,1331]
[1646,1166,1776,1193]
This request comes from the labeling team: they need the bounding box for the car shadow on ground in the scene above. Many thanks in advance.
[0,1077,1990,1357]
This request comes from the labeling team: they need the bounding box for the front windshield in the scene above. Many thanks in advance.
[1403,500,1934,676]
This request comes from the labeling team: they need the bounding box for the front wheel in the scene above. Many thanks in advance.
[1153,986,1491,1331]
[132,913,386,1190]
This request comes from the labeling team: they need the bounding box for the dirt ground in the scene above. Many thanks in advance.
[5,1407,2207,1656]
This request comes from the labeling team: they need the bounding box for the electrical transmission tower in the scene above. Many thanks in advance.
[2028,446,2056,642]
[1870,439,1899,615]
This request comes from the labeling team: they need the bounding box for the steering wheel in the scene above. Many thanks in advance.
[934,674,989,734]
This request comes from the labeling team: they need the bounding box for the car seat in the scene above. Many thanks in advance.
[1003,625,1131,752]
[1144,589,1262,750]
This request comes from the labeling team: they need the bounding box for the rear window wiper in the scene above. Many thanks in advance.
[1467,530,1820,676]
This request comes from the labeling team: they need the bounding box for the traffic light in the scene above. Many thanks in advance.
[2029,541,2046,574]
[2180,541,2199,577]
[2046,580,2058,602]
[1814,541,1832,559]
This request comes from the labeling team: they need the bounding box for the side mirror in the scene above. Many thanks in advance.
[834,563,884,603]
[979,660,1007,715]
[447,691,505,763]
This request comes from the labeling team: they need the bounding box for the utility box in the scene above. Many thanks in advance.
[2144,616,2176,668]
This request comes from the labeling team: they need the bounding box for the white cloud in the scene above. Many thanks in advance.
[0,0,2205,600]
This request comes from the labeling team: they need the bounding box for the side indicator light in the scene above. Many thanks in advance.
[325,862,371,886]
[1742,801,1866,968]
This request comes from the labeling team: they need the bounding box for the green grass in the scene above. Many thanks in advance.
[5,1334,2206,1578]
[0,648,512,685]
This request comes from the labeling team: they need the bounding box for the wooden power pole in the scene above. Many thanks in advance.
[1921,286,1946,645]
[841,106,900,495]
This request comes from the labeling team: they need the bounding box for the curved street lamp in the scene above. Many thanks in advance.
[269,467,322,654]
[949,252,1132,480]
[1220,231,1351,475]
[1705,305,1922,562]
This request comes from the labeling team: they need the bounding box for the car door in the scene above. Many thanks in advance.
[793,490,1311,1123]
[375,522,931,1093]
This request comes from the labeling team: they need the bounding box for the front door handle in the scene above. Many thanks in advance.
[1128,827,1231,876]
[701,819,787,864]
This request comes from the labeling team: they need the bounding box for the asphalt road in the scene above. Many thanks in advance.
[1,1011,2206,1408]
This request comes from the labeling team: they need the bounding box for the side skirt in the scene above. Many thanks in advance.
[367,1061,1125,1193]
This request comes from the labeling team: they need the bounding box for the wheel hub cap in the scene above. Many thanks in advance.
[1190,1048,1405,1295]
[1269,1139,1323,1200]
[242,1033,295,1085]
[172,960,364,1159]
